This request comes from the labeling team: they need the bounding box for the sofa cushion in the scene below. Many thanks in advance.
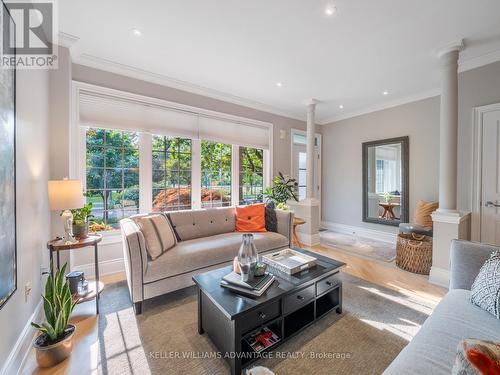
[236,203,267,232]
[383,289,500,375]
[414,200,438,229]
[134,214,176,260]
[167,207,236,241]
[470,251,500,319]
[144,231,288,282]
[453,339,500,375]
[265,201,278,232]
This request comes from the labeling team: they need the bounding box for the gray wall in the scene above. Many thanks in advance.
[48,47,72,267]
[0,69,50,369]
[320,96,441,233]
[72,64,307,177]
[458,61,500,211]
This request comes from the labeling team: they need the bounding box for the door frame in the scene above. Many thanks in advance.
[471,102,500,241]
[290,128,322,205]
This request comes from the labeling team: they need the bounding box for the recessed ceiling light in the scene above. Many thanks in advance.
[339,104,344,109]
[325,5,337,16]
[383,91,389,95]
[276,82,283,87]
[132,28,142,36]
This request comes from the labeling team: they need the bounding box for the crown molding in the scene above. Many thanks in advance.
[62,33,500,127]
[436,39,464,58]
[72,53,306,122]
[458,47,500,72]
[58,31,79,49]
[317,88,441,125]
[304,98,320,106]
[57,31,81,59]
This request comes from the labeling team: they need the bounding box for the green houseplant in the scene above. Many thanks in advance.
[264,172,299,210]
[31,264,77,367]
[71,198,93,239]
[383,191,392,203]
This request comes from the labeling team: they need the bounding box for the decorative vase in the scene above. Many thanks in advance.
[72,221,89,240]
[238,233,258,282]
[34,324,76,368]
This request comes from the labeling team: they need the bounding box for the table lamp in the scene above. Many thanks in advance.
[48,178,83,244]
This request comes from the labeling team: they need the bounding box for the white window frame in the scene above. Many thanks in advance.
[70,81,273,237]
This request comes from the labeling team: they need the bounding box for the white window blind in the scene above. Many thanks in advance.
[198,116,270,150]
[79,93,199,139]
[79,92,271,149]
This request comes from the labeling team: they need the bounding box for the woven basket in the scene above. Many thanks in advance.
[396,233,433,275]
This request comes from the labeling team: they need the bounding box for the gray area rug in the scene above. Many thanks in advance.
[320,231,397,262]
[97,273,435,375]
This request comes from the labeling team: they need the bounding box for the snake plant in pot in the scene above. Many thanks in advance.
[31,264,77,368]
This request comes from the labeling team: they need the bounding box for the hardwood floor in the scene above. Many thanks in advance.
[308,244,446,303]
[21,244,446,374]
[22,273,126,375]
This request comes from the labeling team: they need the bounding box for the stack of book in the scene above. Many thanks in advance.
[220,272,275,297]
[245,327,281,353]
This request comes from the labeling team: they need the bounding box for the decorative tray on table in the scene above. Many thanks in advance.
[261,248,317,275]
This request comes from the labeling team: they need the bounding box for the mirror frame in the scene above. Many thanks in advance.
[362,136,409,226]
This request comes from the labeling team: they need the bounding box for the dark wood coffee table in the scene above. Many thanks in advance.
[192,248,346,374]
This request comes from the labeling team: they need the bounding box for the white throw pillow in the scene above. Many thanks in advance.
[470,251,500,319]
[135,214,177,260]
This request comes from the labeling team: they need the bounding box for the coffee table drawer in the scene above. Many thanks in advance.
[316,273,341,296]
[238,300,280,334]
[283,284,315,315]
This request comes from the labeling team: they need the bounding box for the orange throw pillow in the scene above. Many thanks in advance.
[414,200,438,229]
[236,203,267,232]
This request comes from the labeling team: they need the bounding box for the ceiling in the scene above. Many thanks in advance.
[59,0,500,124]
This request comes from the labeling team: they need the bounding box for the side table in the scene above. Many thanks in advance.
[47,234,103,314]
[292,217,306,247]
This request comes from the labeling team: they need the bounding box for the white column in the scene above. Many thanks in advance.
[437,44,461,213]
[430,40,471,287]
[306,99,318,199]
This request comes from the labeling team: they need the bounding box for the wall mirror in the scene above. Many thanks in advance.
[362,136,409,226]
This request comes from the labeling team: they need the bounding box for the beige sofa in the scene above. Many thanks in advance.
[120,207,294,314]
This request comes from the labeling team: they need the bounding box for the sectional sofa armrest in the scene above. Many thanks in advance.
[449,239,499,291]
[120,218,148,303]
[275,209,294,246]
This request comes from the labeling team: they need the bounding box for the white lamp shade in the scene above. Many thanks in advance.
[48,179,83,210]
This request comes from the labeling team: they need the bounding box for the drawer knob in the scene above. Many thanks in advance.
[297,295,304,301]
[326,281,332,286]
[258,312,266,319]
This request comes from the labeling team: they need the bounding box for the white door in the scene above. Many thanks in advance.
[481,109,500,245]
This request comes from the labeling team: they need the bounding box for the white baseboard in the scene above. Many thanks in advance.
[321,221,397,244]
[296,232,320,246]
[1,300,43,375]
[429,266,450,288]
[72,258,125,278]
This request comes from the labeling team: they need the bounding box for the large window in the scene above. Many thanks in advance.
[85,128,139,229]
[201,140,232,207]
[77,86,275,233]
[239,146,264,204]
[82,131,269,232]
[152,135,192,211]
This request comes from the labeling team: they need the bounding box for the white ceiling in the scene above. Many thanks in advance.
[59,0,500,123]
